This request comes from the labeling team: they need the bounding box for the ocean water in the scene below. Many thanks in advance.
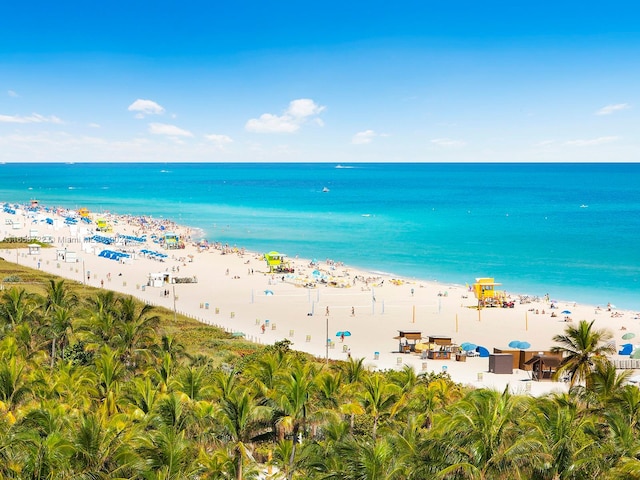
[1,162,639,310]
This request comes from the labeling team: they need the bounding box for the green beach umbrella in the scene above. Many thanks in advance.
[622,332,636,340]
[631,349,640,359]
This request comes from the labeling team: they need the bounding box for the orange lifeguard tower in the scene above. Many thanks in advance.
[472,277,505,308]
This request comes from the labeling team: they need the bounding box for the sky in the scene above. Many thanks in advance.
[1,1,639,163]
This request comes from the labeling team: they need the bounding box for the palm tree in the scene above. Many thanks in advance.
[217,386,271,480]
[551,319,616,388]
[69,411,143,478]
[357,373,401,440]
[426,388,537,479]
[525,393,598,479]
[0,287,39,333]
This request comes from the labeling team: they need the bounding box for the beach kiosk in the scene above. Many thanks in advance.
[395,330,423,353]
[427,335,454,360]
[148,272,173,287]
[472,277,506,308]
[28,243,41,255]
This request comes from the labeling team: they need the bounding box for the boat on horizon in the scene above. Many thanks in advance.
[322,187,330,193]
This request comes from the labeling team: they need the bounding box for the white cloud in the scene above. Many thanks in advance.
[148,123,193,137]
[596,103,630,115]
[351,130,376,144]
[128,99,165,118]
[565,136,619,147]
[88,123,101,128]
[7,90,18,97]
[0,113,62,124]
[431,137,467,147]
[286,98,326,119]
[204,134,233,147]
[245,98,325,133]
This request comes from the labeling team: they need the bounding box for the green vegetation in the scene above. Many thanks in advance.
[0,259,638,479]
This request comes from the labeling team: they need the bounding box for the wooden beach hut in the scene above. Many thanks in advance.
[525,354,563,381]
[395,330,423,353]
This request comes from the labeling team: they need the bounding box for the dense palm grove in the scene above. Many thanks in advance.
[2,279,640,479]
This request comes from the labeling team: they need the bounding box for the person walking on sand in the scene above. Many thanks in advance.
[326,306,330,316]
[351,306,355,316]
[261,324,266,334]
[340,332,345,342]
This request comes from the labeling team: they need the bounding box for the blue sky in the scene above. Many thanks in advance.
[1,1,638,163]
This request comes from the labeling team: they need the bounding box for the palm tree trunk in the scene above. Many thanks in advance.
[50,337,56,369]
[236,450,243,480]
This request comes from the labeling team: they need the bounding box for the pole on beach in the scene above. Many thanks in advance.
[412,305,416,323]
[456,314,459,333]
[82,260,86,285]
[325,316,329,365]
[525,311,528,331]
[172,285,177,322]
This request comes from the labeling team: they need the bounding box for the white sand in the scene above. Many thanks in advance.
[2,203,639,396]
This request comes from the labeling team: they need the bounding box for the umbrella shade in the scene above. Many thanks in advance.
[623,332,636,340]
[414,342,429,352]
[632,349,640,359]
[619,343,633,355]
[561,310,572,315]
[336,331,351,337]
[476,346,490,357]
[517,341,531,349]
[508,340,521,348]
[264,290,274,295]
[231,332,245,337]
[461,343,477,351]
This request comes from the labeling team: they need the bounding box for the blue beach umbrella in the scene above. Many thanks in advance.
[508,340,521,349]
[461,343,477,351]
[517,341,531,350]
[561,310,572,315]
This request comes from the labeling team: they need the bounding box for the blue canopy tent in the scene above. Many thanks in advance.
[619,343,633,356]
[476,346,490,358]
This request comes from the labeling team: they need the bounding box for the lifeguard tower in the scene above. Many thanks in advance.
[472,277,505,308]
[264,251,286,273]
[163,232,181,250]
[96,218,111,232]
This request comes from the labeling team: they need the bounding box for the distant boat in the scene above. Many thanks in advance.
[580,204,589,208]
[322,187,330,193]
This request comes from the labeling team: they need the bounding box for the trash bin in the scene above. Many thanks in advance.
[374,352,380,360]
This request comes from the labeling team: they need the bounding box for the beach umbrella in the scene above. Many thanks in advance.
[517,341,531,350]
[264,290,274,296]
[336,331,343,337]
[461,343,477,351]
[561,310,572,315]
[622,332,636,340]
[414,342,429,352]
[231,332,245,337]
[508,340,521,348]
[632,349,640,359]
[343,331,351,337]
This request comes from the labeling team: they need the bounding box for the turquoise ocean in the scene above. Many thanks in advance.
[1,162,639,310]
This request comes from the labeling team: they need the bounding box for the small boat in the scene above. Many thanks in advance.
[580,204,589,208]
[322,187,330,193]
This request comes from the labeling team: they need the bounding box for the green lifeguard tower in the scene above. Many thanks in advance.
[264,251,286,273]
[163,232,180,250]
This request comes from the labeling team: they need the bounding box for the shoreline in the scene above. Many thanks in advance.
[2,201,639,396]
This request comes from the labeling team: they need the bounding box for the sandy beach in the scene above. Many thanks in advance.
[2,202,638,396]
